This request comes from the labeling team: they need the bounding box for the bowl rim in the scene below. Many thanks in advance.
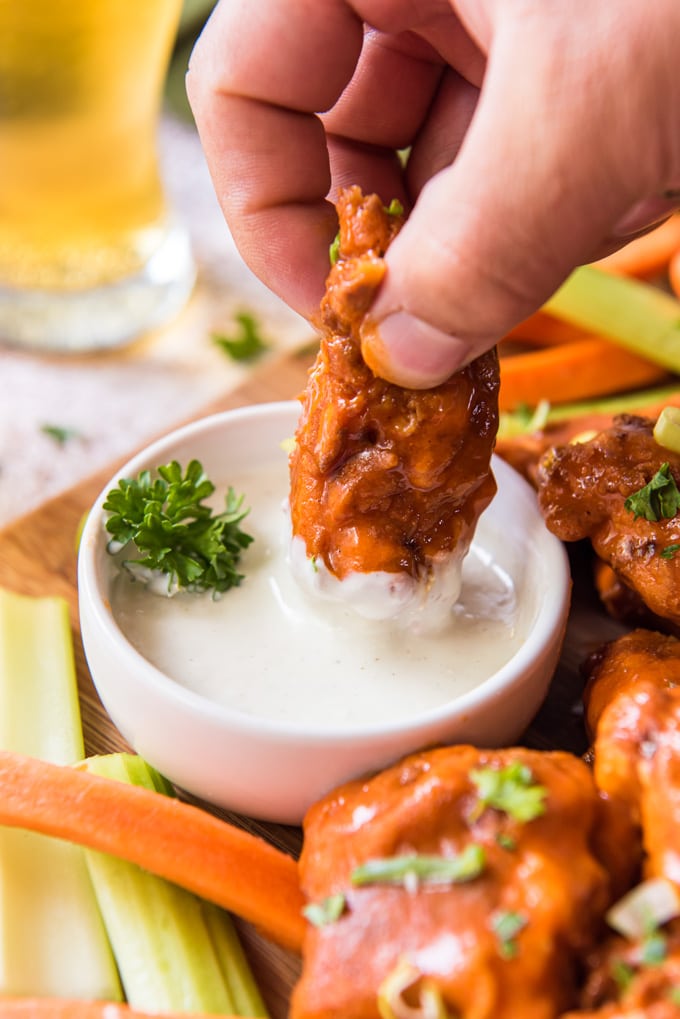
[78,400,571,746]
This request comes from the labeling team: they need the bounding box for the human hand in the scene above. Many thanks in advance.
[187,0,680,388]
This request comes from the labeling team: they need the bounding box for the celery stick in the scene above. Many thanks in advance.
[544,383,680,423]
[84,753,269,1016]
[498,382,680,438]
[0,587,121,999]
[544,265,680,373]
[203,902,268,1017]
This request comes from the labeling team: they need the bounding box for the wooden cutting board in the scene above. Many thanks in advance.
[0,344,625,1017]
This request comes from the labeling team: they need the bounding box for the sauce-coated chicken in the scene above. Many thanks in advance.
[292,745,611,1019]
[536,415,680,628]
[562,629,680,1017]
[583,629,680,889]
[289,187,499,627]
[583,628,680,738]
[562,941,680,1017]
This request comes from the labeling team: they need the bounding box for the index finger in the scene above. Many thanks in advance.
[187,0,365,317]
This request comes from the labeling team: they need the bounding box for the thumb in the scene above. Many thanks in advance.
[362,8,651,388]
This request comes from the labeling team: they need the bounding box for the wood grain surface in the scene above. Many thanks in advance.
[0,344,626,1017]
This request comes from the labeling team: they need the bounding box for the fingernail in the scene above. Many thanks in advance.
[612,196,680,238]
[361,312,472,389]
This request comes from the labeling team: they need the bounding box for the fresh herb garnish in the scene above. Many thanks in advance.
[329,231,340,265]
[640,927,668,965]
[469,761,547,822]
[624,463,680,522]
[661,542,680,560]
[351,844,485,889]
[103,459,253,595]
[212,312,269,363]
[495,833,517,852]
[41,423,81,445]
[611,958,635,993]
[302,893,346,927]
[383,198,404,217]
[491,910,527,959]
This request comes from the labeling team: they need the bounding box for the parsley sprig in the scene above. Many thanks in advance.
[624,463,680,522]
[103,459,253,595]
[212,312,269,363]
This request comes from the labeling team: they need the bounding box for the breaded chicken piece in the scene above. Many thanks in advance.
[292,745,611,1019]
[536,415,680,628]
[289,187,499,631]
[593,559,678,633]
[583,629,680,889]
[561,939,680,1017]
[583,628,680,738]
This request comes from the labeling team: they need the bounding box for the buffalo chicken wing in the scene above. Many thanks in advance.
[536,415,680,628]
[292,745,611,1019]
[289,187,499,632]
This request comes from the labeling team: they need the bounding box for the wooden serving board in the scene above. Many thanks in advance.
[0,345,625,1017]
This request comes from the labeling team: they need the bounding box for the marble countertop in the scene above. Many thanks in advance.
[0,116,312,528]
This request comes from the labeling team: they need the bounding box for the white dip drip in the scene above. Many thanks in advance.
[109,453,528,730]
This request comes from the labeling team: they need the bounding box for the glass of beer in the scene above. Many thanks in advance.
[0,0,196,352]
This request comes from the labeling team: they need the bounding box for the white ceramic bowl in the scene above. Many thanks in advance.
[78,401,571,824]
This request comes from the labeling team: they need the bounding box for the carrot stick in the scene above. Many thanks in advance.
[595,214,680,278]
[502,310,595,346]
[670,247,680,299]
[499,336,670,412]
[0,749,306,954]
[0,1001,236,1019]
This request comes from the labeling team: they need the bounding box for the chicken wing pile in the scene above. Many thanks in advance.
[288,187,499,630]
[291,626,680,1018]
[535,414,680,629]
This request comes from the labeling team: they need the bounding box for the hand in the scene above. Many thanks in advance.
[187,0,680,388]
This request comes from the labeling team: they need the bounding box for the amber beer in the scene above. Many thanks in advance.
[0,0,193,350]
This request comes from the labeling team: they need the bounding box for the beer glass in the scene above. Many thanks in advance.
[0,1,195,352]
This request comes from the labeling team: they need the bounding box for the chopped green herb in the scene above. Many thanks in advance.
[495,833,517,852]
[351,844,485,889]
[383,199,404,217]
[491,911,527,959]
[212,312,269,363]
[329,231,341,265]
[41,423,81,445]
[667,986,680,1005]
[661,542,680,559]
[610,959,635,993]
[302,893,346,927]
[641,928,668,966]
[624,463,680,522]
[469,761,547,823]
[103,459,253,595]
[498,400,551,439]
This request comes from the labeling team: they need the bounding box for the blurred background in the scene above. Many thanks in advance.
[0,0,312,527]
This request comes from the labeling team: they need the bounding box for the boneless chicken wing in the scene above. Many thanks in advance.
[536,415,680,628]
[551,629,680,1017]
[561,943,680,1017]
[583,629,680,889]
[288,187,499,631]
[292,745,611,1019]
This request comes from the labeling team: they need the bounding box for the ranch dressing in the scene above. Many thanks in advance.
[110,454,527,730]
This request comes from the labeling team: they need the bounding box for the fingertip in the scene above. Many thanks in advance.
[360,312,475,389]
